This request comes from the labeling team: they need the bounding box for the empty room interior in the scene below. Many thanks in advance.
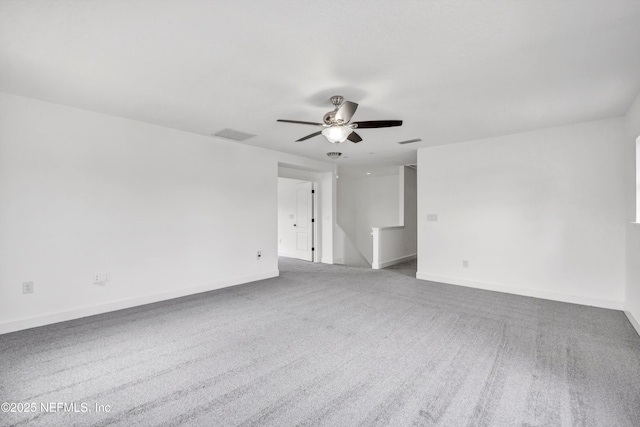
[1,1,640,426]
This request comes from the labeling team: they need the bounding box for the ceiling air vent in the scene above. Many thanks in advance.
[211,128,256,141]
[397,138,422,145]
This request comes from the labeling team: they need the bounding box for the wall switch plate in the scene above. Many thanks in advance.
[104,272,111,282]
[463,260,469,268]
[427,214,438,222]
[22,281,34,294]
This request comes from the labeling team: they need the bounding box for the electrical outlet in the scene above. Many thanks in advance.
[257,251,262,260]
[93,273,103,284]
[104,272,111,282]
[463,260,469,268]
[22,281,34,294]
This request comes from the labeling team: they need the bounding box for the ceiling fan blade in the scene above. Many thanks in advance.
[347,132,362,143]
[352,120,403,128]
[295,131,322,142]
[277,119,324,126]
[335,101,358,123]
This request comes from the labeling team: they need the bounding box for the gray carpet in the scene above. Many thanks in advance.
[384,258,417,277]
[1,258,639,427]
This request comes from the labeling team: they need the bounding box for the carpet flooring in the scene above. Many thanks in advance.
[384,258,418,277]
[1,258,639,426]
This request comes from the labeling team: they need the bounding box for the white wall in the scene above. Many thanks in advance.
[402,166,418,256]
[337,172,400,264]
[371,166,418,269]
[0,93,332,334]
[335,173,359,263]
[624,91,640,333]
[277,177,306,258]
[417,118,627,309]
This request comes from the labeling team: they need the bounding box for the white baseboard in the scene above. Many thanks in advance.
[278,251,298,258]
[416,272,623,310]
[0,270,279,335]
[624,307,640,337]
[279,251,319,263]
[373,254,417,270]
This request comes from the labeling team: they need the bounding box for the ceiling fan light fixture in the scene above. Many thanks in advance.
[322,125,352,144]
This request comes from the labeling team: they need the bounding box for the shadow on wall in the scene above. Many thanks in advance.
[336,166,417,269]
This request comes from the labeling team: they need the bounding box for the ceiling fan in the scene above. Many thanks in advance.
[277,95,403,144]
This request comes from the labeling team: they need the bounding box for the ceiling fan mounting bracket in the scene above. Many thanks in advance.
[330,95,343,107]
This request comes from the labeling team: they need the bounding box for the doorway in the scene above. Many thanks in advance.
[277,177,316,262]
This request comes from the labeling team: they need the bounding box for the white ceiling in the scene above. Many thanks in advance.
[2,0,640,172]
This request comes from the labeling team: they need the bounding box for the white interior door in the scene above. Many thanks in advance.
[293,181,313,261]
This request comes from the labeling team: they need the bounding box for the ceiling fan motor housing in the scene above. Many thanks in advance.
[323,111,336,124]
